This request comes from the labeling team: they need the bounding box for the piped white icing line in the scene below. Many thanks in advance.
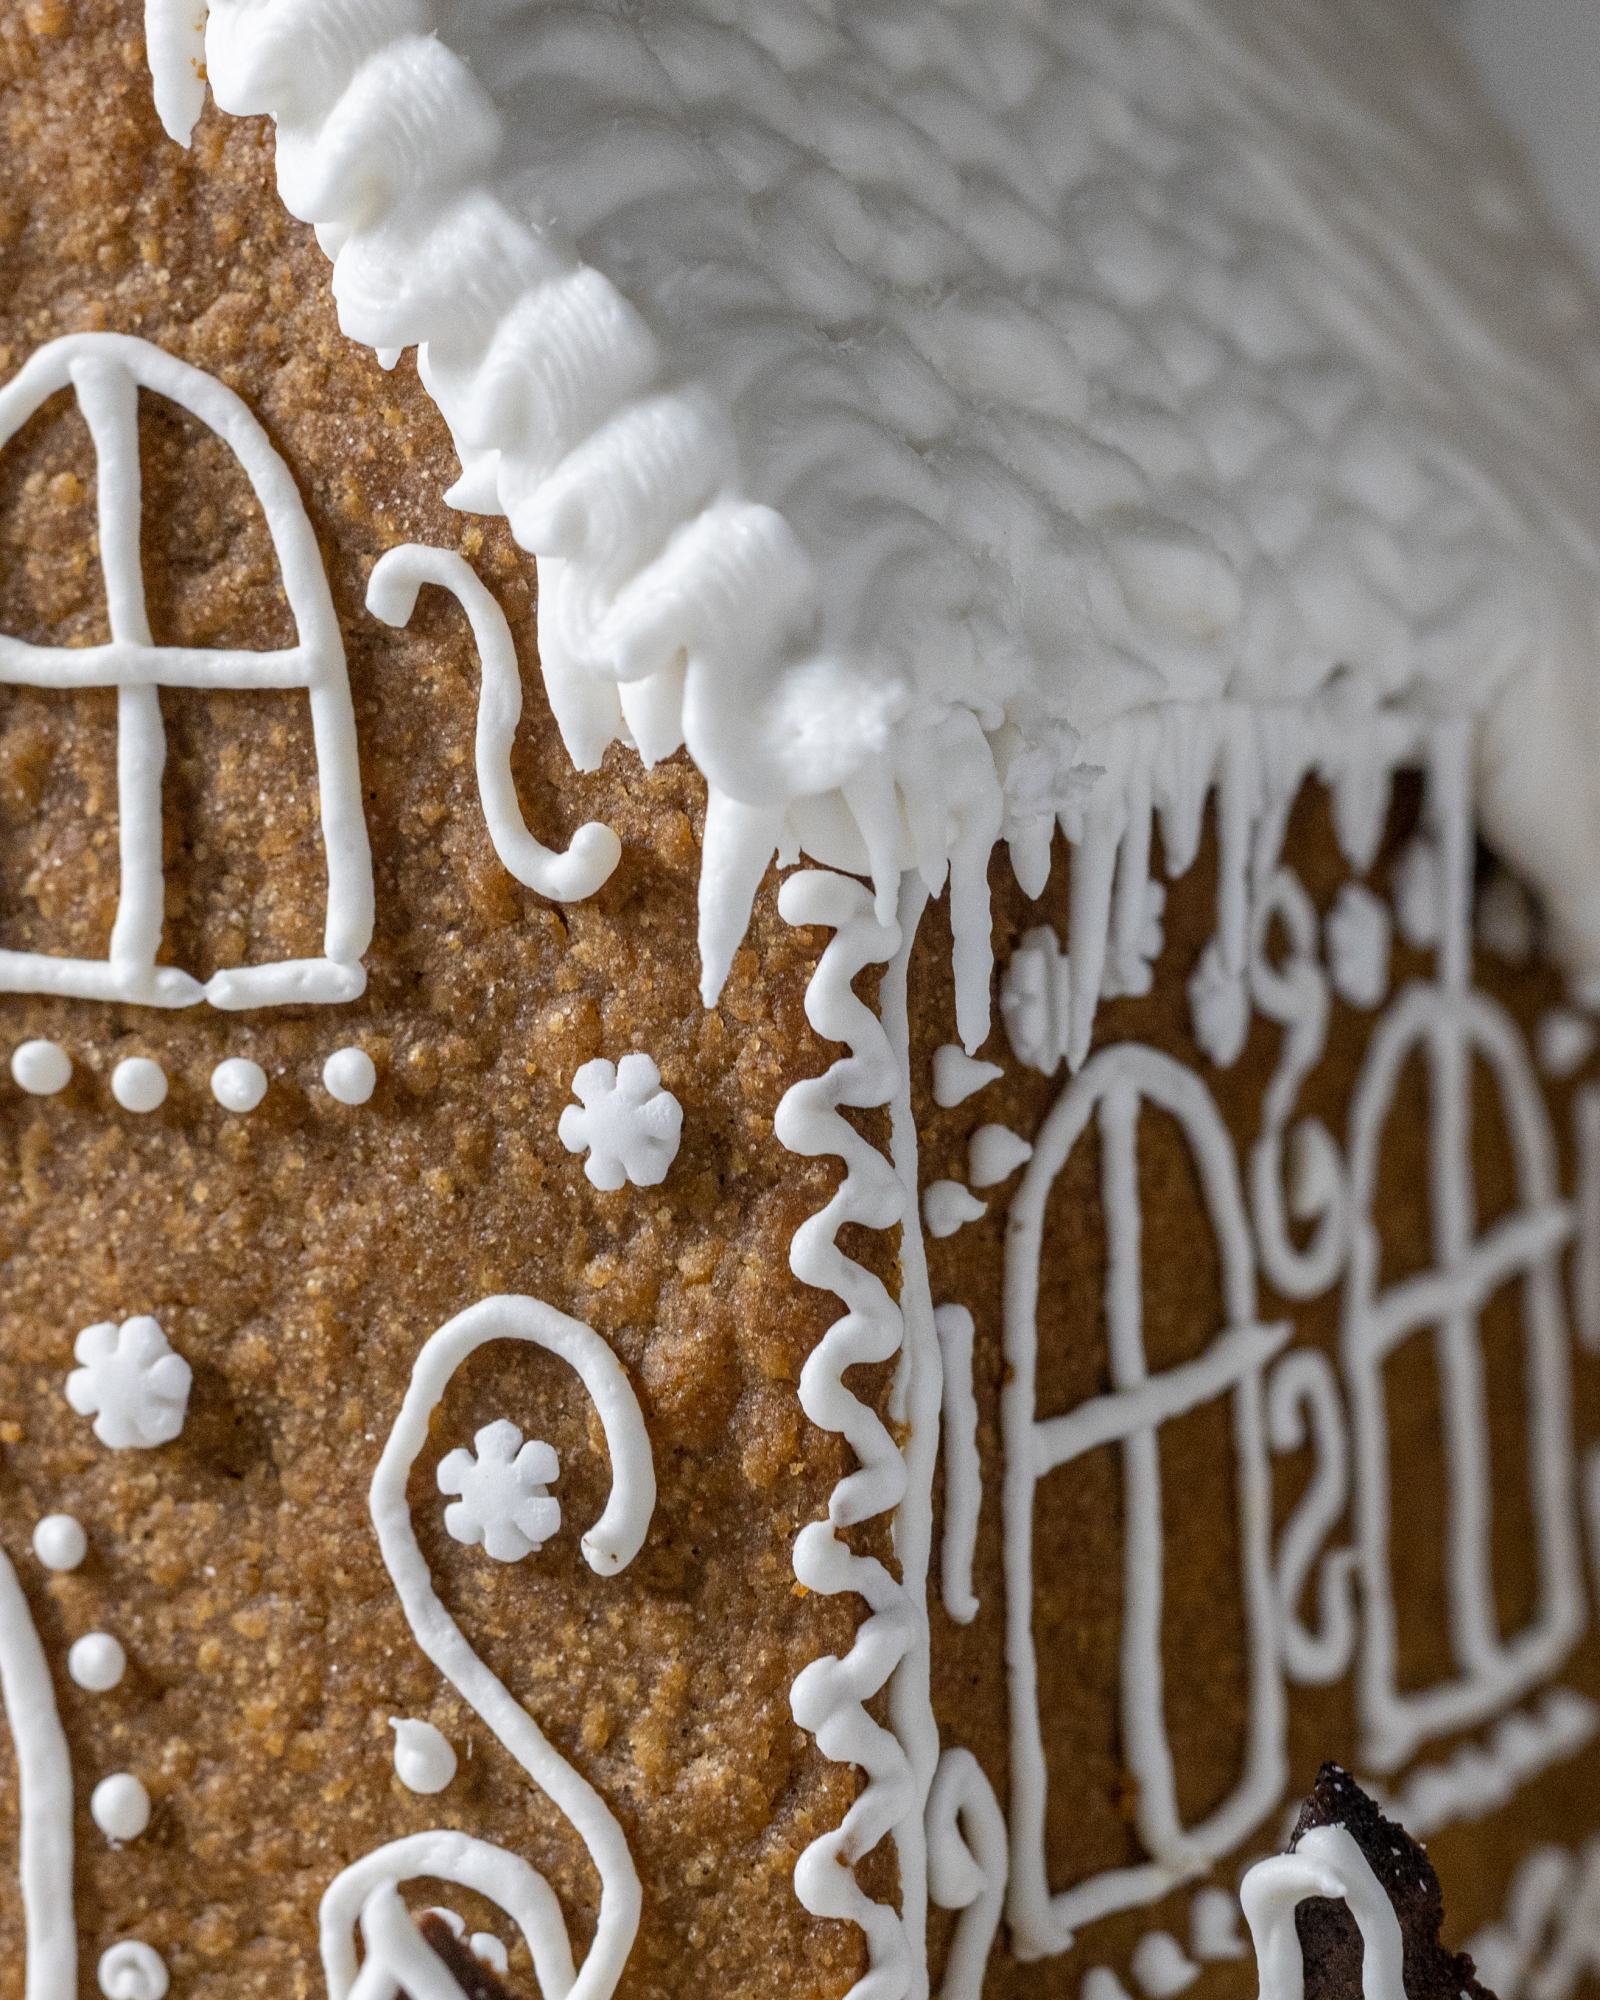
[775,871,916,1999]
[922,1181,985,1240]
[1576,1085,1600,1353]
[0,333,371,1009]
[67,1318,192,1450]
[1129,1931,1199,2000]
[31,1516,85,1573]
[97,1941,168,2000]
[931,1306,981,1629]
[323,1046,377,1106]
[110,1058,166,1115]
[1240,1822,1406,2000]
[90,1773,151,1843]
[437,1421,561,1563]
[926,1748,1007,2000]
[1265,1350,1358,1688]
[211,1057,267,1113]
[368,1294,654,2000]
[1467,1836,1600,2000]
[931,1047,1001,1112]
[67,1634,126,1694]
[1004,1040,1291,1951]
[1364,1687,1598,1840]
[390,1718,457,1797]
[366,545,621,903]
[10,1041,70,1096]
[559,1055,683,1190]
[0,1541,77,1999]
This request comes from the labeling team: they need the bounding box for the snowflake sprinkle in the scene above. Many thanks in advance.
[558,1053,683,1190]
[437,1419,561,1563]
[67,1317,191,1450]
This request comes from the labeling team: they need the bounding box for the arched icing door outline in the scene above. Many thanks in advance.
[0,332,373,1008]
[1343,981,1584,1774]
[1002,1043,1290,1956]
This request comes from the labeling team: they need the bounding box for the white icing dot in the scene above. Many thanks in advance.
[91,1772,151,1842]
[11,1038,71,1095]
[390,1716,457,1795]
[932,1044,1002,1109]
[1131,1929,1200,1999]
[69,1632,127,1692]
[923,1179,986,1239]
[210,1056,267,1113]
[97,1939,169,2000]
[32,1513,86,1572]
[968,1122,1033,1188]
[322,1045,376,1105]
[111,1057,167,1114]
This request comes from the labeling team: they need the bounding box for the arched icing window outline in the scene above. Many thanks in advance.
[1002,1042,1291,1955]
[0,332,373,1008]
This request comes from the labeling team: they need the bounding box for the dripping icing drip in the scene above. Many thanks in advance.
[144,0,1600,1040]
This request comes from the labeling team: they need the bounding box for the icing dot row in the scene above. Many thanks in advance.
[8,1046,379,1112]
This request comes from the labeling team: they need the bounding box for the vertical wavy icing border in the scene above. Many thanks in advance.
[776,871,922,2000]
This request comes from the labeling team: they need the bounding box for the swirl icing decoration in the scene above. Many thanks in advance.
[366,546,621,905]
[342,1293,655,2000]
[773,872,916,1998]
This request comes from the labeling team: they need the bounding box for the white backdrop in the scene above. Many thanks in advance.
[1458,0,1600,278]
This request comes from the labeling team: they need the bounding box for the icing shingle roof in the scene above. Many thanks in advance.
[147,0,1600,1036]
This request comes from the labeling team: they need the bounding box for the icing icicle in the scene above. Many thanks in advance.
[775,872,916,2000]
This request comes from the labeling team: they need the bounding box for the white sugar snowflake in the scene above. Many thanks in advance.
[437,1420,561,1563]
[558,1053,683,1190]
[67,1317,191,1450]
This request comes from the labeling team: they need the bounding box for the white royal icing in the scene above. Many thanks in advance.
[367,544,621,904]
[67,1635,127,1694]
[0,333,371,1010]
[96,1941,168,2000]
[1128,1931,1199,2000]
[363,1293,655,2000]
[143,0,1600,1042]
[437,1420,561,1564]
[1467,1836,1600,2000]
[1240,1821,1406,2000]
[322,1046,377,1107]
[67,1318,192,1451]
[90,1773,151,1844]
[109,1058,166,1115]
[31,1515,85,1574]
[210,1057,268,1113]
[10,1040,71,1096]
[0,1541,77,1998]
[558,1054,683,1191]
[389,1719,457,1798]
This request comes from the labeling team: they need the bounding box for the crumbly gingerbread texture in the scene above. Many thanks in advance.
[1289,1767,1495,2000]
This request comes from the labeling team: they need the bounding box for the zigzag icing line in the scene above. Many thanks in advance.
[775,869,917,2000]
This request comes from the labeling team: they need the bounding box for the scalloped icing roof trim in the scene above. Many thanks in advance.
[146,0,1600,1043]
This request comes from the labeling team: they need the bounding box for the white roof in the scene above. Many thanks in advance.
[148,0,1600,1033]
